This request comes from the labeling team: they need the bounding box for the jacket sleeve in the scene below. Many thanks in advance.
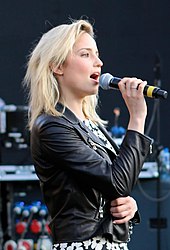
[31,117,152,200]
[110,130,152,197]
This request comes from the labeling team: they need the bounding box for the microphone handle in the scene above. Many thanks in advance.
[110,77,168,99]
[144,85,168,99]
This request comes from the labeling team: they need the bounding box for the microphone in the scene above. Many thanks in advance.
[99,73,168,99]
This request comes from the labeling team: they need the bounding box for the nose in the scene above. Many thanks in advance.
[95,56,103,67]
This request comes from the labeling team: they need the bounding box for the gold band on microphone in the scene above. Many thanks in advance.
[147,86,155,98]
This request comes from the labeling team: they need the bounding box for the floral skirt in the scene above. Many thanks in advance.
[52,236,128,250]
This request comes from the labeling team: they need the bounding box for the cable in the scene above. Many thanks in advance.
[137,179,170,202]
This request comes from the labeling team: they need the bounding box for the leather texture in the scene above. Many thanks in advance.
[31,103,152,243]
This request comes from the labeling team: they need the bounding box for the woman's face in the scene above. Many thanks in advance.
[58,32,103,99]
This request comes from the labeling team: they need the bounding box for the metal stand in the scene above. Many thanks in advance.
[145,54,162,250]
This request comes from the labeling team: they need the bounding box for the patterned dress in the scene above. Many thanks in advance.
[52,236,128,250]
[52,120,129,250]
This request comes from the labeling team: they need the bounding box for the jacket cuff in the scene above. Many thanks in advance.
[131,210,141,225]
[125,129,153,155]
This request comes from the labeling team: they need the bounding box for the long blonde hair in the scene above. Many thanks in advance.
[24,19,104,130]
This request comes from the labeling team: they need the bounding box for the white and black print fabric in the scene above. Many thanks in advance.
[84,120,117,155]
[52,236,128,250]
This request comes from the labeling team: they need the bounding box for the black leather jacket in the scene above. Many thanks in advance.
[31,104,152,244]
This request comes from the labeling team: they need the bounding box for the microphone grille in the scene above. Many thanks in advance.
[99,73,113,90]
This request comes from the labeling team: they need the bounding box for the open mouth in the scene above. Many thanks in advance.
[90,73,100,82]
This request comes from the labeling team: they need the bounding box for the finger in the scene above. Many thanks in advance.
[111,210,129,219]
[110,204,133,216]
[110,204,127,213]
[118,77,144,97]
[137,80,147,95]
[127,79,145,97]
[125,77,138,93]
[118,77,129,93]
[113,215,132,224]
[110,196,130,206]
[110,198,137,217]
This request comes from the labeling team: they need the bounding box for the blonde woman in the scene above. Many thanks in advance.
[24,19,152,250]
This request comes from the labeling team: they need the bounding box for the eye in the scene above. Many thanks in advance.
[81,52,89,57]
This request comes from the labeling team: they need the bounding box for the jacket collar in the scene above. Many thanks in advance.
[56,103,119,154]
[56,103,103,141]
[56,103,80,125]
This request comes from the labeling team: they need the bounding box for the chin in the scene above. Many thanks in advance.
[88,91,98,97]
[84,86,99,97]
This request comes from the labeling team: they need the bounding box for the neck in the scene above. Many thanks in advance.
[60,99,86,122]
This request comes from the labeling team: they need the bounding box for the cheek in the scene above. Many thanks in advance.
[76,61,89,74]
[64,56,90,75]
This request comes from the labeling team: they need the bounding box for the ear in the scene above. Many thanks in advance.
[52,64,64,75]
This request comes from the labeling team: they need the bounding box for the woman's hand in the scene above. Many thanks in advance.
[118,77,147,134]
[110,196,138,224]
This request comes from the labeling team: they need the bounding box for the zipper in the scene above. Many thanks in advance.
[150,143,152,154]
[98,194,105,219]
[88,139,107,154]
[87,138,107,219]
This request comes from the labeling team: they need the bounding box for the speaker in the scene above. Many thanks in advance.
[129,178,170,250]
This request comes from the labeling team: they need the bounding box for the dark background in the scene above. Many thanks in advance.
[0,0,170,149]
[0,1,170,249]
